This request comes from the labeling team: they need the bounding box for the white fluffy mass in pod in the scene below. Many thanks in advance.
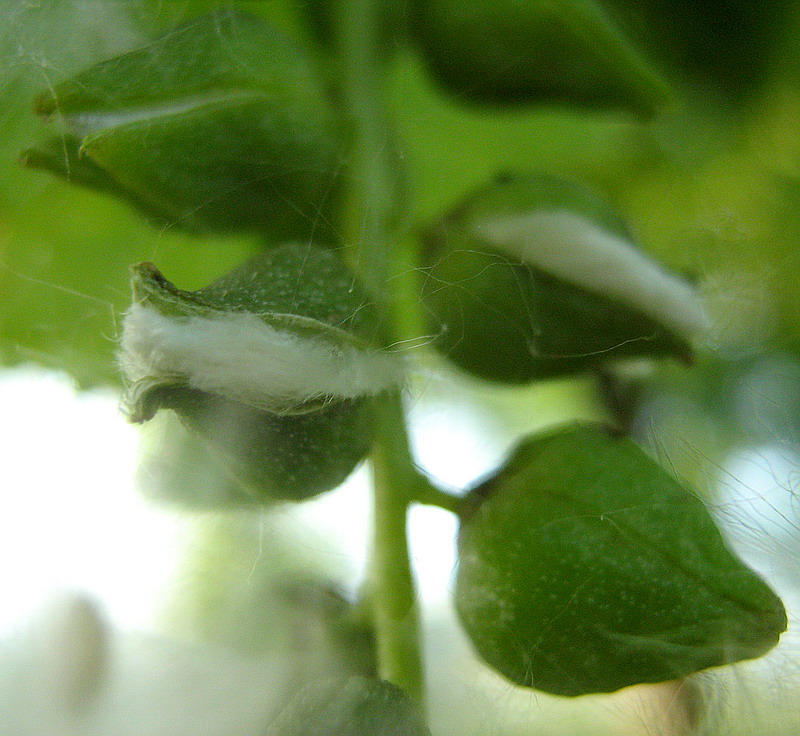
[476,210,711,340]
[119,304,405,412]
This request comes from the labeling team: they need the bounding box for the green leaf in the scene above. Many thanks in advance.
[265,677,430,736]
[456,423,787,696]
[420,173,705,383]
[27,10,344,240]
[120,244,402,502]
[410,0,671,117]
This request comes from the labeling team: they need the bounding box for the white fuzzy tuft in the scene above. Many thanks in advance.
[120,304,404,409]
[476,210,711,339]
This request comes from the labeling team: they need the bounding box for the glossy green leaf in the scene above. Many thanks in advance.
[265,677,430,736]
[27,10,344,239]
[456,423,787,696]
[120,244,401,502]
[410,0,671,117]
[420,173,704,383]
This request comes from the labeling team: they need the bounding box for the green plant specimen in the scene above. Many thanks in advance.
[15,2,793,733]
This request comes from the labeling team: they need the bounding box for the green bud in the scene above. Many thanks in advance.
[603,0,794,98]
[409,0,671,117]
[456,423,787,696]
[265,677,430,736]
[26,10,343,240]
[420,174,709,383]
[120,244,404,502]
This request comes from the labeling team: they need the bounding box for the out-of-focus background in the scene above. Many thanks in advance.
[1,2,800,734]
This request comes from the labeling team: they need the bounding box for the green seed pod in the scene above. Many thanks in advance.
[456,423,787,696]
[420,174,709,383]
[409,0,670,117]
[25,10,344,240]
[265,677,430,736]
[603,0,795,99]
[119,244,404,502]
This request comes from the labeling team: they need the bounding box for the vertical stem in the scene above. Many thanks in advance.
[370,392,425,706]
[335,2,404,302]
[333,0,426,711]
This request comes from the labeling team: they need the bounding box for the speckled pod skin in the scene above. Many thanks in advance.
[147,385,375,503]
[121,244,396,503]
[455,424,787,696]
[420,174,697,384]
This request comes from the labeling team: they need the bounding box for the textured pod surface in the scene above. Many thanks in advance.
[26,10,343,239]
[421,174,706,383]
[265,677,430,736]
[147,386,374,502]
[120,244,402,502]
[456,423,787,696]
[410,0,670,116]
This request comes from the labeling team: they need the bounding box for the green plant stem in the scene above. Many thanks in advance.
[335,3,404,306]
[414,479,464,515]
[370,392,425,707]
[333,0,427,711]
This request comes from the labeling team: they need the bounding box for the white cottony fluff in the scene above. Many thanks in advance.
[120,304,404,409]
[477,210,711,339]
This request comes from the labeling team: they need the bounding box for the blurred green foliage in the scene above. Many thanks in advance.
[6,0,798,392]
